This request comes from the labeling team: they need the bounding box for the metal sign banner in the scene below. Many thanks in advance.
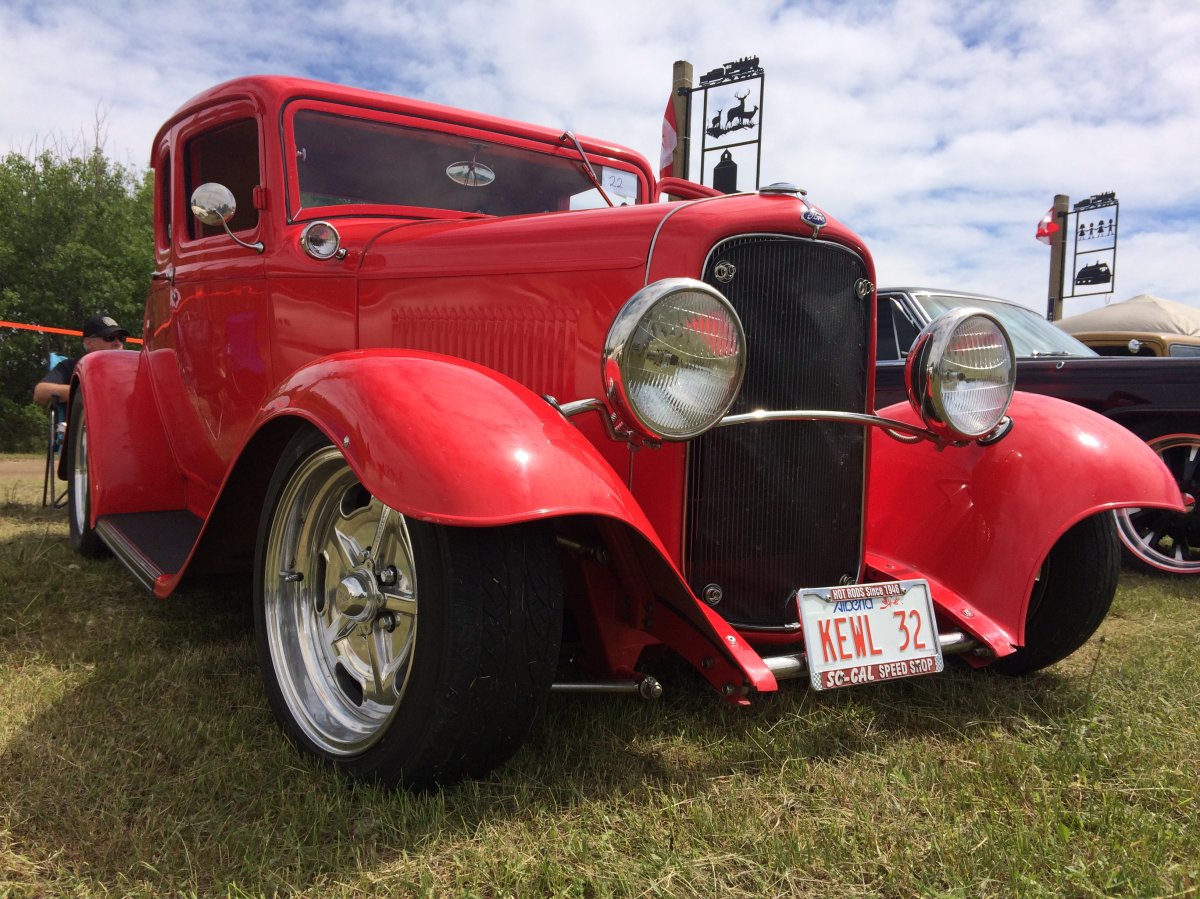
[683,56,765,193]
[1067,191,1119,298]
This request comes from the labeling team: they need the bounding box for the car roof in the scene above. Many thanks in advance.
[880,287,1038,314]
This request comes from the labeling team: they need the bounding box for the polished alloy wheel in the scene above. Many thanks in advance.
[66,390,103,557]
[1115,434,1200,575]
[71,410,89,538]
[262,445,419,756]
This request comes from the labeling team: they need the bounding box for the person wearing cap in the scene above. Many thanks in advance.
[33,314,130,408]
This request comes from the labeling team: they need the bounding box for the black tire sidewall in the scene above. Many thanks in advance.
[253,426,562,788]
[993,513,1118,675]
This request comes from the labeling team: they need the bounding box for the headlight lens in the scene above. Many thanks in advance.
[603,278,746,440]
[905,308,1015,439]
[300,221,342,260]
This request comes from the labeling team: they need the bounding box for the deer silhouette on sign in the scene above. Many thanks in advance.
[706,109,724,138]
[725,89,759,129]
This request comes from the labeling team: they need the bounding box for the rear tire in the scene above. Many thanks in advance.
[992,513,1118,675]
[254,428,563,788]
[66,389,105,557]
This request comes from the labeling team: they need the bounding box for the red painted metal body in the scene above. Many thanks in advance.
[867,392,1183,654]
[71,76,1184,704]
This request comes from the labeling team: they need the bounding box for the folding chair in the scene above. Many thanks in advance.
[42,352,69,509]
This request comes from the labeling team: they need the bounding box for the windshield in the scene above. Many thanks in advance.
[290,109,640,218]
[918,294,1097,357]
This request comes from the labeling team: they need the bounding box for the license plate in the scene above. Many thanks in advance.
[797,579,943,691]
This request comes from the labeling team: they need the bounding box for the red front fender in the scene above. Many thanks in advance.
[260,349,652,527]
[253,350,778,698]
[866,391,1184,653]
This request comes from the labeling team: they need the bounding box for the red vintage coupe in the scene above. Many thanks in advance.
[64,77,1182,787]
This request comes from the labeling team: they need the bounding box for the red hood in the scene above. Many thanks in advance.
[350,191,872,283]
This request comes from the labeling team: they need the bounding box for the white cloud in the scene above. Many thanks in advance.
[0,0,1196,309]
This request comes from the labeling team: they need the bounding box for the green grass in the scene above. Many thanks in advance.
[1,477,1198,897]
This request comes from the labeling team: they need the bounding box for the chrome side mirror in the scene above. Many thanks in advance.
[189,183,264,253]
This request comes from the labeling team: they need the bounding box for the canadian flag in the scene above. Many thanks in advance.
[1036,207,1059,244]
[659,95,678,180]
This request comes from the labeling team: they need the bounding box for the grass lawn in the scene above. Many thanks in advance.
[1,457,1197,897]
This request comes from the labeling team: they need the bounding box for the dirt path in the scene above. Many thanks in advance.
[0,455,55,506]
[0,457,47,482]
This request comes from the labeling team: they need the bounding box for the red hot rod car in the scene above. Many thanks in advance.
[65,76,1182,787]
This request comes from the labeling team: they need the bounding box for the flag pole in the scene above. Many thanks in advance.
[671,60,693,180]
[1045,194,1070,321]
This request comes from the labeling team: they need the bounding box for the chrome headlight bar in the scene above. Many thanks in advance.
[551,301,1015,449]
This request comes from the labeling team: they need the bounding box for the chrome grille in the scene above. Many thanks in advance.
[686,236,871,628]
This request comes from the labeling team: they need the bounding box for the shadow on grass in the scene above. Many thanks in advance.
[0,519,1097,894]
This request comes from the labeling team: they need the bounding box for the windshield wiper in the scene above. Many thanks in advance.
[560,131,614,207]
[1029,351,1075,357]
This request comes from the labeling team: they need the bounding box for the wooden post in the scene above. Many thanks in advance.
[671,60,693,180]
[1046,193,1070,321]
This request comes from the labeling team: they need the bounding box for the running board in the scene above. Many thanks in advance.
[761,630,985,681]
[94,511,203,592]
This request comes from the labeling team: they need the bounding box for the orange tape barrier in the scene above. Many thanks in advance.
[1,320,143,345]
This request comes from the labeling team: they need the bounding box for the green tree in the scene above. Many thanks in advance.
[0,145,152,451]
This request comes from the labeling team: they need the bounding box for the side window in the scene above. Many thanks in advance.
[184,119,260,239]
[876,297,921,361]
[876,297,897,361]
[893,301,920,355]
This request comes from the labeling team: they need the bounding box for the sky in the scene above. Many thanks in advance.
[2,0,1198,316]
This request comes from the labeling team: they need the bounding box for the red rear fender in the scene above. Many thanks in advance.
[72,350,184,519]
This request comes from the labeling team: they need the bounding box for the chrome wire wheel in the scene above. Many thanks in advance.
[70,408,89,537]
[262,444,419,757]
[67,389,103,557]
[1115,433,1200,575]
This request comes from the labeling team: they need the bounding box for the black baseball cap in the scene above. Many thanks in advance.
[82,314,129,340]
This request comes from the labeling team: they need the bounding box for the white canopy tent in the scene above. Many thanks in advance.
[1058,294,1200,337]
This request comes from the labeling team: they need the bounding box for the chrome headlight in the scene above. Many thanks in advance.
[905,308,1015,440]
[300,221,343,260]
[603,278,746,441]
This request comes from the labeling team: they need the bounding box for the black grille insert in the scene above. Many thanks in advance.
[686,236,871,627]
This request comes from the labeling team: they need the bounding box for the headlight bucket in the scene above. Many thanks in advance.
[905,308,1015,440]
[300,221,343,260]
[603,278,746,441]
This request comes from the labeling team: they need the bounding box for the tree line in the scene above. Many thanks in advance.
[0,146,153,451]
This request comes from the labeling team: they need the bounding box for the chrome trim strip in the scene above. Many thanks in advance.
[547,396,946,446]
[645,192,753,286]
[716,409,938,444]
[699,230,866,278]
[94,519,161,592]
[761,631,984,681]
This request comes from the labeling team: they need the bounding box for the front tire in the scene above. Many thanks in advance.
[254,428,563,788]
[992,513,1119,675]
[66,389,105,557]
